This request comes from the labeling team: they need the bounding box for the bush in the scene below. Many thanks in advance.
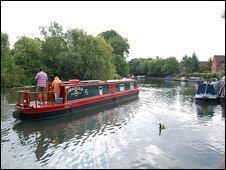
[178,72,224,80]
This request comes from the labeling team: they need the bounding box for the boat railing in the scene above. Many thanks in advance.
[10,86,37,104]
[10,86,56,108]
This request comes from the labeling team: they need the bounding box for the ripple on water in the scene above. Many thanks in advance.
[1,80,225,169]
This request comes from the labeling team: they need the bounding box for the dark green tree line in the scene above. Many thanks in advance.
[128,57,180,77]
[1,22,124,87]
[1,32,26,87]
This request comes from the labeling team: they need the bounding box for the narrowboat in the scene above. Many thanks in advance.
[188,77,204,83]
[194,76,225,101]
[11,78,139,120]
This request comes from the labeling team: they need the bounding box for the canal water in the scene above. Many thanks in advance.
[1,78,225,169]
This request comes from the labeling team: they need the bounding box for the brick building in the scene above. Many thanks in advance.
[211,55,225,73]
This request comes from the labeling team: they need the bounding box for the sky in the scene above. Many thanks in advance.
[1,1,225,62]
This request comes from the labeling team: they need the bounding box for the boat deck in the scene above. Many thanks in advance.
[28,101,62,108]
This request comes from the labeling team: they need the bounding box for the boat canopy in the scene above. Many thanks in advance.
[206,84,216,95]
[196,83,216,95]
[197,84,207,94]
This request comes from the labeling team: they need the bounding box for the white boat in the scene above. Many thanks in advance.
[180,76,188,82]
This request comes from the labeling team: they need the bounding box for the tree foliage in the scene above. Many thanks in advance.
[99,30,129,77]
[2,22,205,87]
[161,57,180,76]
[207,57,212,71]
[128,57,179,77]
[12,36,43,84]
[40,24,116,81]
[180,53,200,73]
[1,33,27,87]
[56,29,116,80]
[2,22,124,87]
[192,52,199,72]
[1,32,11,71]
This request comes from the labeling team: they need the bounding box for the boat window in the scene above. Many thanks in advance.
[99,86,103,95]
[119,84,125,91]
[197,84,206,94]
[206,84,216,95]
[130,83,134,89]
[74,92,78,97]
[85,89,88,95]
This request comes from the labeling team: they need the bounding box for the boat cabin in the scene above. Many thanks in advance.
[12,79,138,108]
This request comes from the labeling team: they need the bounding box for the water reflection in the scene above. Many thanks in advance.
[195,100,225,118]
[1,88,17,104]
[145,77,176,88]
[12,102,137,164]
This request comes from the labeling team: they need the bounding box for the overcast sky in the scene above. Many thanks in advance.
[1,1,225,61]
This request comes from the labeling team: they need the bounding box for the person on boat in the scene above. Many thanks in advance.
[35,67,48,104]
[52,76,62,102]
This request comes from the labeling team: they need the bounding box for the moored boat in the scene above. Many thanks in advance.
[194,76,225,101]
[180,76,188,82]
[11,78,139,120]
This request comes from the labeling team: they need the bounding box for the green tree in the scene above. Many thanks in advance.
[12,36,43,85]
[99,30,129,56]
[128,58,148,75]
[107,35,129,57]
[39,21,64,38]
[113,54,129,78]
[99,30,130,77]
[1,32,27,87]
[185,57,195,73]
[62,29,116,80]
[1,32,11,86]
[129,57,179,77]
[98,30,118,41]
[3,64,26,87]
[192,52,199,72]
[41,35,68,77]
[207,57,212,71]
[128,58,140,75]
[153,58,165,76]
[161,57,180,76]
[181,54,188,66]
[1,32,11,73]
[180,54,198,73]
[140,59,150,76]
[40,22,68,78]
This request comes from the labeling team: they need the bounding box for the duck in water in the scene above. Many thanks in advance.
[159,123,165,129]
[159,123,165,135]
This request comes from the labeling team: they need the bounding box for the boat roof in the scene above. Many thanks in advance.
[106,78,135,82]
[61,78,136,87]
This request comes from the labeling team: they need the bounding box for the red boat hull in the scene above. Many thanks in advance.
[14,89,139,120]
